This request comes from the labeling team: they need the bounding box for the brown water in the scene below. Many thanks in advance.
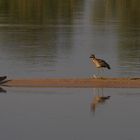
[0,0,140,139]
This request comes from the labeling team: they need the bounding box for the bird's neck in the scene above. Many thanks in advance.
[92,57,96,60]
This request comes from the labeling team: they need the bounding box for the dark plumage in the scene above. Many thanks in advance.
[90,54,111,69]
[0,76,7,82]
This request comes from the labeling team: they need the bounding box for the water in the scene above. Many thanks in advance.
[0,87,140,140]
[0,0,139,139]
[0,0,139,78]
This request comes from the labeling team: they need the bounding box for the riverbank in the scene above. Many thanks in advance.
[2,77,140,88]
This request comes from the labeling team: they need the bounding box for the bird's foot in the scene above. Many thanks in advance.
[90,75,98,79]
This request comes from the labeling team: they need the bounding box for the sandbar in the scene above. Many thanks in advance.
[2,77,140,88]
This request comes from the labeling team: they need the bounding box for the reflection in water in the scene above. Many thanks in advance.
[91,88,110,113]
[0,87,6,93]
[0,0,84,25]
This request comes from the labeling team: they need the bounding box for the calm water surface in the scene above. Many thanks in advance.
[0,88,140,140]
[0,0,139,78]
[0,0,139,140]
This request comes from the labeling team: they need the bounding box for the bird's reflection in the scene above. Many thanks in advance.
[90,88,110,113]
[0,87,7,93]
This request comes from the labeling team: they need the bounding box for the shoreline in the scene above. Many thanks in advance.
[2,77,140,88]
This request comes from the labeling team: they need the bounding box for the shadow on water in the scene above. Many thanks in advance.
[90,88,111,114]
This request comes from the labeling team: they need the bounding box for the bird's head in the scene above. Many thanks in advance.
[89,54,95,59]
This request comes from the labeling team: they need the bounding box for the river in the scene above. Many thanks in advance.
[0,0,139,139]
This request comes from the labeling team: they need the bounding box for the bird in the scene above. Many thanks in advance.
[89,54,111,77]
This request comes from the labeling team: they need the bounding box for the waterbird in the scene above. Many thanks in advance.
[90,54,111,77]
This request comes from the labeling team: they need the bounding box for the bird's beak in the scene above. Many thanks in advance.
[89,56,93,58]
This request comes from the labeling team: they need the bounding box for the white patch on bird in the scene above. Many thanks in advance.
[92,59,101,68]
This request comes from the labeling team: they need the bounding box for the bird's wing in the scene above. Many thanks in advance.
[97,59,111,69]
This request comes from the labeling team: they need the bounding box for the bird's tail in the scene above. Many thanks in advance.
[107,64,111,69]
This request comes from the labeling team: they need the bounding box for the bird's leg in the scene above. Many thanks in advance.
[97,88,99,96]
[102,68,105,78]
[100,69,102,78]
[93,88,98,95]
[90,66,97,79]
[98,69,102,78]
[97,69,99,77]
[90,74,97,79]
[93,75,97,78]
[101,68,103,78]
[99,68,105,78]
[96,68,100,78]
[92,69,98,78]
[101,88,104,96]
